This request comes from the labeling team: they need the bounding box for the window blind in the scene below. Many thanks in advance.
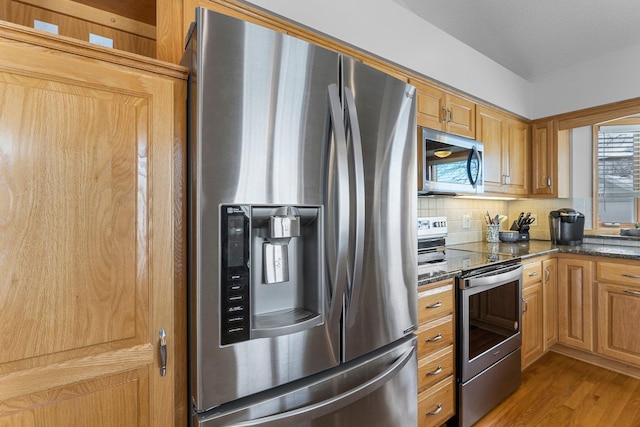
[597,130,640,197]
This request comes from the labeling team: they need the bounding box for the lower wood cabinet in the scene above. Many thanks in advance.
[521,257,557,368]
[417,279,456,426]
[558,257,594,351]
[596,260,640,366]
[418,376,455,427]
[522,281,544,367]
[543,258,558,350]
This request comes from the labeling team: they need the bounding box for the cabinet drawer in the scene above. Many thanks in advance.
[523,261,542,287]
[597,261,640,287]
[417,315,454,358]
[418,282,454,325]
[418,376,455,427]
[418,346,454,393]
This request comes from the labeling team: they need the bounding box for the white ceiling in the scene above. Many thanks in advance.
[395,0,640,81]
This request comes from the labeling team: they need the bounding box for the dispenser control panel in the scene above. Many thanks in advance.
[220,205,250,344]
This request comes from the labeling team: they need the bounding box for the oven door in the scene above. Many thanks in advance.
[458,264,522,383]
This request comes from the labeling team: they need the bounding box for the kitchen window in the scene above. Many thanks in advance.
[595,117,640,227]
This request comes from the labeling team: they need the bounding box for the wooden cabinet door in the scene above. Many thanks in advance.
[504,118,529,196]
[476,106,506,193]
[596,282,640,366]
[411,80,475,138]
[522,282,544,367]
[414,83,446,131]
[543,258,558,350]
[558,258,594,351]
[0,25,184,426]
[530,120,555,196]
[446,93,475,138]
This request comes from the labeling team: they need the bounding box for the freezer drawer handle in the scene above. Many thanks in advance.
[159,328,167,377]
[226,344,415,427]
[427,404,443,416]
[425,301,442,309]
[426,333,442,342]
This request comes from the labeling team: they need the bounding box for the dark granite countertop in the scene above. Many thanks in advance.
[418,239,640,287]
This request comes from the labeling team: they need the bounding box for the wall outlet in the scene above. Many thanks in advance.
[462,214,472,229]
[530,214,538,227]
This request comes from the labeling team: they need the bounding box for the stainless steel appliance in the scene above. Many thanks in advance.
[455,259,523,427]
[184,8,418,426]
[417,216,448,279]
[549,208,585,246]
[418,127,484,195]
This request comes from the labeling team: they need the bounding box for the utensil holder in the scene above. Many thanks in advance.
[486,224,499,243]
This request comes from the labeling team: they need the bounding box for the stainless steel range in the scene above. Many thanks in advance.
[455,257,523,427]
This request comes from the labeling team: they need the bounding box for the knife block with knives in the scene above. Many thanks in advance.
[509,212,534,241]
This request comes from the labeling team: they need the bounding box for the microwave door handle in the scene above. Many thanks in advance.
[326,83,350,334]
[343,87,365,327]
[467,145,481,189]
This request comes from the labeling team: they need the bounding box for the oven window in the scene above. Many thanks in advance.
[467,280,520,360]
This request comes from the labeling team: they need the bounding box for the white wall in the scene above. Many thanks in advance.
[245,0,533,118]
[531,44,640,118]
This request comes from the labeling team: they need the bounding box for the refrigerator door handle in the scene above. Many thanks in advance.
[226,345,415,427]
[326,83,350,333]
[343,87,365,326]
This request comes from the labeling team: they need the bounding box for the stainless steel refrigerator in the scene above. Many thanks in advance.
[184,7,417,426]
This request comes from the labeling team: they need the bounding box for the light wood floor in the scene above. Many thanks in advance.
[474,351,640,426]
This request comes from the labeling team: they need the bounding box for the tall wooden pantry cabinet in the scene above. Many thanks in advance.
[0,22,187,426]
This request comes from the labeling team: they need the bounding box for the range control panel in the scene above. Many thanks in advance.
[417,216,448,239]
[220,205,250,345]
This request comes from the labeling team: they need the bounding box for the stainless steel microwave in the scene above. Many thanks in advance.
[418,127,484,195]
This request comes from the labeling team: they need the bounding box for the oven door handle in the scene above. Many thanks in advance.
[462,264,523,290]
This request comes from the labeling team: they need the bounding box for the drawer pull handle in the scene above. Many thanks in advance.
[622,274,640,280]
[426,333,442,342]
[623,289,640,296]
[426,365,443,376]
[528,271,538,277]
[427,404,443,416]
[425,301,443,309]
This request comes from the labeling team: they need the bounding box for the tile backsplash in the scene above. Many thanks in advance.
[418,196,592,244]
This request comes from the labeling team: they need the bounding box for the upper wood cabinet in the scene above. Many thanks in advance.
[530,120,569,198]
[476,106,528,195]
[557,257,594,352]
[410,79,475,139]
[0,23,186,426]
